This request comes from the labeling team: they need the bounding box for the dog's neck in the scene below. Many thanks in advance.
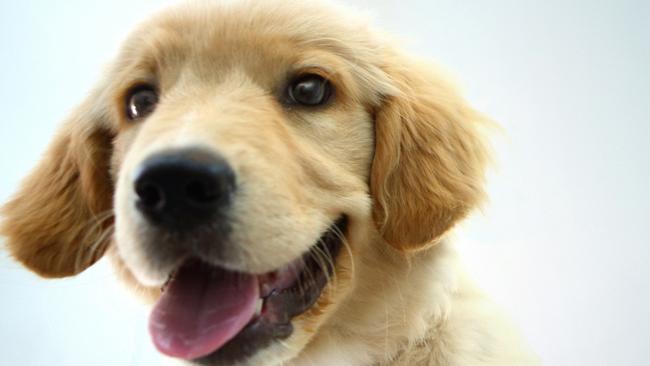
[289,238,465,365]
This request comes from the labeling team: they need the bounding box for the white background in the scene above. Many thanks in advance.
[0,1,648,365]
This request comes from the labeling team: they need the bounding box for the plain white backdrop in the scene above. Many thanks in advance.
[1,1,648,365]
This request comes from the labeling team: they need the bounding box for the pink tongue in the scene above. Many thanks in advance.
[149,261,259,360]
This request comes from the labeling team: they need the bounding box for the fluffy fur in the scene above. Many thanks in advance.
[1,1,537,365]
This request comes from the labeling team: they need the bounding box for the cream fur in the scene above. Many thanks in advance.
[289,238,539,366]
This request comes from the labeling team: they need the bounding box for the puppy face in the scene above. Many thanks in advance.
[1,1,489,365]
[113,12,376,286]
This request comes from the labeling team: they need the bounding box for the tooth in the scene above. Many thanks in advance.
[254,298,263,316]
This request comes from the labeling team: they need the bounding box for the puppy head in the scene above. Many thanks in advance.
[1,1,488,365]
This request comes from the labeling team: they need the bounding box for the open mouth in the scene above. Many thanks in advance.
[148,216,348,363]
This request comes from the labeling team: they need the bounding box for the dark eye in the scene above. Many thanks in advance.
[126,86,158,120]
[287,74,332,106]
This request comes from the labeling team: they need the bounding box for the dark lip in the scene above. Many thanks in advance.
[191,215,349,365]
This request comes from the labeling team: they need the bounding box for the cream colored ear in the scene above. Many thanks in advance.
[1,96,115,278]
[371,55,490,251]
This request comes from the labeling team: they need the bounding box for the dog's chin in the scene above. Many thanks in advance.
[144,216,348,365]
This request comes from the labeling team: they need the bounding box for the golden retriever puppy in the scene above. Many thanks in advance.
[1,1,537,365]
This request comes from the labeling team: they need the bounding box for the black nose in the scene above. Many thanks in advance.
[134,148,236,230]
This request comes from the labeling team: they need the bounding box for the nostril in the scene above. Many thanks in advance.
[136,181,165,210]
[185,179,218,205]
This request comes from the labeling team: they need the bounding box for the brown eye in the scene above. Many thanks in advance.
[126,86,158,120]
[287,74,332,106]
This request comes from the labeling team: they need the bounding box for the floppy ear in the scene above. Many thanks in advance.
[1,95,115,278]
[371,55,490,251]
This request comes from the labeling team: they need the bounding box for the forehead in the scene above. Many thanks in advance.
[112,1,393,102]
[145,1,364,56]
